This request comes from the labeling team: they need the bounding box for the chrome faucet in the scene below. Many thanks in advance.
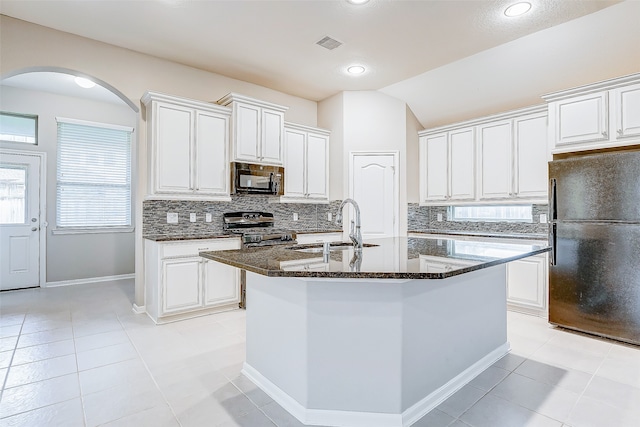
[335,198,363,251]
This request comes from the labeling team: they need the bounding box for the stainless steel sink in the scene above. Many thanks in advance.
[288,242,378,253]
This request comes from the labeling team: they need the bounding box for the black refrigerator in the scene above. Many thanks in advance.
[549,150,640,345]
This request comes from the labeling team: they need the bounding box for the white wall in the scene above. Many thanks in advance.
[381,0,640,128]
[0,85,136,282]
[319,91,409,236]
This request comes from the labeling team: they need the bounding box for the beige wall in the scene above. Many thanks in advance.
[0,16,318,126]
[405,106,423,204]
[0,16,319,304]
[317,92,345,200]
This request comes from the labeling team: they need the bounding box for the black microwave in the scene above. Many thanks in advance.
[231,162,284,196]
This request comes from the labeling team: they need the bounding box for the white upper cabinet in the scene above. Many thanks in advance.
[514,113,548,199]
[420,105,547,205]
[419,128,474,203]
[553,92,608,146]
[218,93,288,165]
[613,82,640,139]
[142,92,231,200]
[543,73,640,154]
[282,123,330,203]
[478,112,548,201]
[478,120,512,200]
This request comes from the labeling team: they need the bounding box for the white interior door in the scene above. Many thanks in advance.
[0,152,42,290]
[350,153,398,239]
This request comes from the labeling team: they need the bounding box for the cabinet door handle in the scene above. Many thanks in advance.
[601,131,608,138]
[617,129,623,136]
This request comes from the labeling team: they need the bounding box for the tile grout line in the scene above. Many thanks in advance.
[563,344,613,424]
[70,312,88,427]
[115,312,185,427]
[0,313,24,407]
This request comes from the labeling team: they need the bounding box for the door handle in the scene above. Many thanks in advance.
[31,227,38,232]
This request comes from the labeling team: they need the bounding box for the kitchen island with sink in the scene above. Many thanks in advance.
[200,237,549,427]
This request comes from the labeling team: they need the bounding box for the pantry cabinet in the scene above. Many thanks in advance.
[144,238,241,324]
[282,123,330,203]
[218,93,288,165]
[142,92,231,200]
[419,105,548,205]
[543,73,640,154]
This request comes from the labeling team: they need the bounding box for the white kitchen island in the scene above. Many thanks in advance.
[200,237,549,427]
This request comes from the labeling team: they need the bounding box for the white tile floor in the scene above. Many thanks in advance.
[1,280,639,427]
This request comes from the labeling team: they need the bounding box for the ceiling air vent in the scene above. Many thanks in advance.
[316,36,343,50]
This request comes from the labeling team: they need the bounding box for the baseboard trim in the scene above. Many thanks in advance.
[132,303,146,314]
[45,273,135,288]
[402,342,510,426]
[243,342,510,427]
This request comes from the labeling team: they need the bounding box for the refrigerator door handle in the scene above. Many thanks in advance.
[549,223,557,266]
[550,178,557,221]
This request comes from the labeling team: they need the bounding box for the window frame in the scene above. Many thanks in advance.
[449,205,533,223]
[0,111,38,145]
[53,117,134,234]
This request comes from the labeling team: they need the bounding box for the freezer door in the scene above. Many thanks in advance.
[548,150,640,222]
[549,222,640,345]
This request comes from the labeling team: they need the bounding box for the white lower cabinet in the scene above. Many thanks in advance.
[145,238,241,323]
[506,253,548,317]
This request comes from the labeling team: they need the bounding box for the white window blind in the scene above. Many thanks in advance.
[56,118,133,229]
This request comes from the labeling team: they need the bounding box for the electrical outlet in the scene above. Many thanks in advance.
[437,213,443,222]
[327,212,332,221]
[540,214,548,224]
[167,213,178,224]
[205,213,212,223]
[293,213,299,221]
[190,213,196,223]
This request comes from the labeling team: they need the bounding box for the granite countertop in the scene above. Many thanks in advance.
[409,230,548,241]
[143,233,238,242]
[143,229,343,242]
[200,236,550,280]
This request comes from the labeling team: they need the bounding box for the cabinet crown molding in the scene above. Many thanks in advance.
[217,92,289,112]
[419,104,546,136]
[284,121,331,135]
[542,73,640,102]
[141,91,231,115]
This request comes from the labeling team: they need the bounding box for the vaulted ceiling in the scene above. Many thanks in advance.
[2,0,637,127]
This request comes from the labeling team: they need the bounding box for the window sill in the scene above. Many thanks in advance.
[52,227,134,235]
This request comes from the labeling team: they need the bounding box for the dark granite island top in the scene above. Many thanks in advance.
[199,236,550,279]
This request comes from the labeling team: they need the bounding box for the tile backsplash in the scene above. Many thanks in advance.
[143,196,341,237]
[408,204,549,236]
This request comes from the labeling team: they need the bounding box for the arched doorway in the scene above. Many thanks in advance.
[0,68,139,303]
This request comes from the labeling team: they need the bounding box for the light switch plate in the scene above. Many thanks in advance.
[167,213,178,224]
[540,214,548,224]
[205,213,212,223]
[190,213,197,223]
[293,213,299,221]
[327,212,332,221]
[437,213,443,222]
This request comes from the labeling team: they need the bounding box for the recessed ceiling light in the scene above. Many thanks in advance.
[504,2,532,17]
[74,77,96,88]
[347,0,370,4]
[347,65,366,75]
